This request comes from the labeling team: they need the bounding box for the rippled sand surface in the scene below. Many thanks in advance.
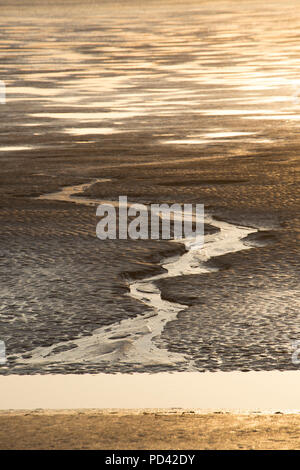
[1,409,300,450]
[0,0,299,374]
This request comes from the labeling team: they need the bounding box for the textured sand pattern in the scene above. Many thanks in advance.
[0,0,299,374]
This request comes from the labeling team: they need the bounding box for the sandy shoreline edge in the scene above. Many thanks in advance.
[1,408,299,415]
[0,409,299,449]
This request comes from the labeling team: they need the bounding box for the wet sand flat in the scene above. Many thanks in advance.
[0,0,299,375]
[0,410,300,450]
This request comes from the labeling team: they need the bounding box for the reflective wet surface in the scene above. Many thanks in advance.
[0,0,299,377]
[2,0,300,151]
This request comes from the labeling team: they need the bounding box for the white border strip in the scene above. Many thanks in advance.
[0,371,300,412]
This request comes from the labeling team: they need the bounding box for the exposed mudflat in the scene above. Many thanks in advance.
[13,183,256,371]
[0,0,299,374]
